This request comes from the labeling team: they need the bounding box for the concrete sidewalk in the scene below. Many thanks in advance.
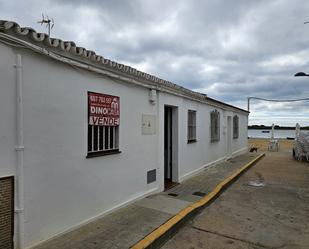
[34,153,259,249]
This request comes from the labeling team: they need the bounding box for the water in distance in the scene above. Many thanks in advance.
[248,129,295,139]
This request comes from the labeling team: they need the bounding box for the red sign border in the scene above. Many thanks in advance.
[88,91,120,126]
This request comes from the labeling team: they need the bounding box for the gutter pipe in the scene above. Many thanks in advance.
[15,54,25,249]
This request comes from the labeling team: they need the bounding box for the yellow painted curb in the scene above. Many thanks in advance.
[131,153,265,249]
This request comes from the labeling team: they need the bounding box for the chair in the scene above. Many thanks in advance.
[268,139,279,152]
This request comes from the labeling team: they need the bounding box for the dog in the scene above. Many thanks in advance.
[249,147,258,153]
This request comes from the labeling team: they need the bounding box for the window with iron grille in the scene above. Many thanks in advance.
[188,110,197,143]
[210,110,220,142]
[233,115,239,139]
[87,125,119,157]
[87,92,120,157]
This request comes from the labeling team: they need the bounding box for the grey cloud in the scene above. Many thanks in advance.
[1,0,309,125]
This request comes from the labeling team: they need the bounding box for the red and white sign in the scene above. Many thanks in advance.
[88,92,120,126]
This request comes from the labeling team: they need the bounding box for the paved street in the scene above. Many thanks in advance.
[162,150,309,249]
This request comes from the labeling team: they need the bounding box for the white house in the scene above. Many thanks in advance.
[0,20,248,249]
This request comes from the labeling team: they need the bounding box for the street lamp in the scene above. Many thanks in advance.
[294,72,309,77]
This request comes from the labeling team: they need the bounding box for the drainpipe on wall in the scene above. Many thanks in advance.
[15,54,25,249]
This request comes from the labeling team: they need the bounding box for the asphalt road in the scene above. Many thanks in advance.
[162,151,309,249]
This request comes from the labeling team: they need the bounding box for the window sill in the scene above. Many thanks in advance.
[187,139,197,144]
[86,149,121,158]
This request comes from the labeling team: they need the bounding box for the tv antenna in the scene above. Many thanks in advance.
[37,14,54,36]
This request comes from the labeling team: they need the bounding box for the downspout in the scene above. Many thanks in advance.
[15,54,25,249]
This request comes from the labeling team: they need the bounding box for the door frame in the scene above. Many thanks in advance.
[164,105,178,189]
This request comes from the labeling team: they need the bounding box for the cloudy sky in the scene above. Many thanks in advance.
[1,0,309,126]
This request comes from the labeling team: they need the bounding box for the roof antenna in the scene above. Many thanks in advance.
[37,13,54,36]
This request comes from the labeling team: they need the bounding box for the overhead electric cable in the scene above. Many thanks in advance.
[247,96,309,112]
[248,96,309,102]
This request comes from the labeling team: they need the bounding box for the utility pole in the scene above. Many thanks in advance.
[247,97,251,112]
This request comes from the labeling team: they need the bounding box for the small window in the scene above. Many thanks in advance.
[188,110,197,143]
[87,125,119,157]
[87,92,120,158]
[210,110,220,142]
[233,115,239,139]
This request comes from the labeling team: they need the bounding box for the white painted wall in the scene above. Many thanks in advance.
[158,94,248,183]
[0,43,16,177]
[231,114,248,155]
[0,43,248,248]
[19,51,160,247]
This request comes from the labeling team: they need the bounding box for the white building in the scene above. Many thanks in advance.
[0,20,248,249]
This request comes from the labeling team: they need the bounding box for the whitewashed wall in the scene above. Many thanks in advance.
[158,93,248,183]
[0,43,20,249]
[19,50,160,247]
[0,43,248,249]
[0,44,16,177]
[0,43,16,177]
[231,114,248,155]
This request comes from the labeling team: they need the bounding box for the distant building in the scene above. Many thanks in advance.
[0,20,248,249]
